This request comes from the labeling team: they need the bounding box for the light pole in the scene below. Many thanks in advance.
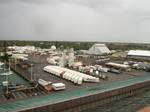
[8,59,10,72]
[4,60,9,94]
[15,58,17,70]
[6,71,9,94]
[30,64,33,81]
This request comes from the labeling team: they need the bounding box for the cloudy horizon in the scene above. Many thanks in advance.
[0,0,150,43]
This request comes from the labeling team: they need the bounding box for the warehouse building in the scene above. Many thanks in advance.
[127,50,150,61]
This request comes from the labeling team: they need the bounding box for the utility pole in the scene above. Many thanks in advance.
[8,59,10,72]
[30,64,33,81]
[6,71,9,94]
[15,58,17,70]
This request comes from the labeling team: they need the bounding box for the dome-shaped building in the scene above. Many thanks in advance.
[51,45,56,51]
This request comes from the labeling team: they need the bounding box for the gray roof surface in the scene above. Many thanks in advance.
[0,73,150,112]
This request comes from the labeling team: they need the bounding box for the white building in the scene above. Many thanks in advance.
[86,44,111,55]
[51,45,56,51]
[8,46,35,54]
[127,50,150,60]
[68,48,75,67]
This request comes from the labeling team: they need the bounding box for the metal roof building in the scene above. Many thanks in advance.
[128,50,150,57]
[87,44,111,55]
[0,73,150,112]
[127,50,150,60]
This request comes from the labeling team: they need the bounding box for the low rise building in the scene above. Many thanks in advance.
[127,50,150,61]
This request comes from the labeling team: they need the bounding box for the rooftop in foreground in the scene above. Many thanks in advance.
[0,72,150,112]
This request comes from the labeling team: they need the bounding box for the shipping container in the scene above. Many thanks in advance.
[52,83,66,91]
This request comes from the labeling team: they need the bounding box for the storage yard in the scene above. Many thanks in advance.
[0,43,150,112]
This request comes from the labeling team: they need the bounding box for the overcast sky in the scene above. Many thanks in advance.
[0,0,150,43]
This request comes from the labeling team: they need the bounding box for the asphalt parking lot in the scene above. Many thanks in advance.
[26,54,135,90]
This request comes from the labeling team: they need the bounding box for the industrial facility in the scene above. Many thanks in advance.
[81,43,111,55]
[127,50,150,60]
[0,42,150,112]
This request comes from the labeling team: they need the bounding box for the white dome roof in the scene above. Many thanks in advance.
[51,45,56,50]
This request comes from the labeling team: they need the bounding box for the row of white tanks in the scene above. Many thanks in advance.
[78,65,109,80]
[43,66,99,85]
[78,65,109,74]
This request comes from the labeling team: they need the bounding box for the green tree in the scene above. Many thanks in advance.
[0,42,9,62]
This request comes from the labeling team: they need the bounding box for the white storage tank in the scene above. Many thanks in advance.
[95,70,99,75]
[63,72,69,79]
[68,73,74,81]
[66,73,70,80]
[90,69,94,75]
[74,76,79,84]
[71,75,76,82]
[77,77,83,85]
[44,65,100,84]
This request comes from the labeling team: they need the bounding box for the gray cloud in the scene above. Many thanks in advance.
[0,0,150,43]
